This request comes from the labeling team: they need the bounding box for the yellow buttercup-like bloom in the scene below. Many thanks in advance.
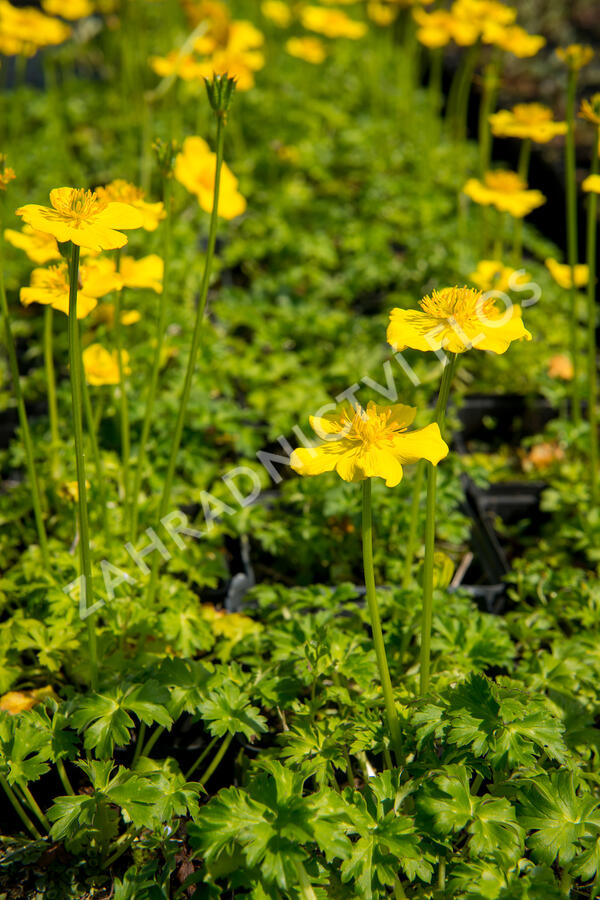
[17,187,144,252]
[195,48,264,91]
[489,104,567,143]
[579,95,600,126]
[484,23,545,58]
[452,0,516,28]
[4,225,61,264]
[149,51,206,81]
[261,0,291,27]
[545,258,588,289]
[413,8,452,48]
[0,1,71,56]
[582,175,600,194]
[556,44,594,72]
[286,36,327,64]
[41,0,94,19]
[463,171,546,218]
[20,258,121,318]
[387,286,532,355]
[96,180,166,232]
[175,136,246,220]
[83,343,131,386]
[290,401,449,487]
[300,6,367,39]
[119,254,164,293]
[367,3,398,26]
[469,260,529,293]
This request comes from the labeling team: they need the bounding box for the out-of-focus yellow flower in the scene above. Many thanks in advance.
[96,179,165,232]
[413,8,452,48]
[484,23,545,58]
[20,258,120,318]
[489,104,567,143]
[0,154,15,191]
[17,187,144,252]
[556,44,594,72]
[175,136,246,220]
[41,0,94,19]
[83,343,131,386]
[93,303,141,327]
[291,401,448,487]
[195,48,264,90]
[261,0,291,27]
[387,286,532,355]
[182,0,230,32]
[548,354,574,380]
[582,175,600,194]
[469,260,529,293]
[119,254,164,293]
[452,0,516,28]
[0,1,71,56]
[59,480,90,502]
[149,50,206,81]
[545,258,588,289]
[367,3,398,26]
[202,604,262,641]
[286,36,326,63]
[463,171,546,218]
[4,225,60,264]
[0,685,54,714]
[579,95,600,126]
[300,5,367,39]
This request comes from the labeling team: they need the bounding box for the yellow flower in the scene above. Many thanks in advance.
[582,175,600,194]
[413,8,452,48]
[483,22,545,57]
[82,343,131,386]
[92,303,141,327]
[195,48,264,91]
[174,136,246,220]
[20,258,120,318]
[387,285,532,355]
[547,354,574,380]
[0,686,54,715]
[0,154,15,191]
[59,480,90,502]
[20,264,98,318]
[545,258,588,289]
[367,3,398,26]
[286,36,327,64]
[119,254,164,293]
[96,180,166,232]
[261,0,291,27]
[489,104,567,143]
[556,44,594,71]
[0,1,71,55]
[290,401,449,487]
[149,50,206,81]
[4,224,60,264]
[452,0,516,28]
[41,0,94,19]
[463,171,546,218]
[469,260,529,293]
[579,95,600,126]
[300,6,367,39]
[16,187,144,252]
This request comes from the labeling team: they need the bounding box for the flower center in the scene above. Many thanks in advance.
[420,286,496,329]
[341,405,406,448]
[484,171,526,193]
[51,189,106,224]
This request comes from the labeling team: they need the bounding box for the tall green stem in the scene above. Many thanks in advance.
[0,229,49,565]
[565,67,580,423]
[478,57,500,176]
[0,774,42,839]
[113,277,130,525]
[129,177,172,542]
[44,306,60,478]
[68,243,98,690]
[145,113,226,605]
[402,460,424,589]
[513,138,531,262]
[585,129,599,508]
[454,43,480,143]
[419,354,457,696]
[362,479,403,766]
[198,733,233,786]
[82,377,109,533]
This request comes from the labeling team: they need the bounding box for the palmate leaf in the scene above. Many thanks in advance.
[517,771,600,866]
[197,681,267,740]
[0,711,53,787]
[71,681,173,757]
[133,756,202,823]
[419,765,523,864]
[154,657,214,719]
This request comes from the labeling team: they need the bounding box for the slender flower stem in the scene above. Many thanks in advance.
[56,759,75,796]
[185,734,219,780]
[141,724,165,759]
[198,733,232,786]
[145,113,226,605]
[82,378,109,533]
[362,479,403,766]
[131,722,146,768]
[44,306,60,479]
[454,43,480,142]
[478,57,500,176]
[0,229,49,566]
[113,277,130,525]
[565,67,580,423]
[20,783,50,830]
[68,243,98,691]
[0,774,42,839]
[513,138,532,262]
[419,354,457,696]
[129,177,172,542]
[585,128,599,508]
[402,459,425,589]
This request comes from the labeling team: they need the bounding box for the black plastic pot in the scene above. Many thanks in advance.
[454,393,557,453]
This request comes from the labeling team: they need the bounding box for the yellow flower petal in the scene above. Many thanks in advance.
[391,423,449,465]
